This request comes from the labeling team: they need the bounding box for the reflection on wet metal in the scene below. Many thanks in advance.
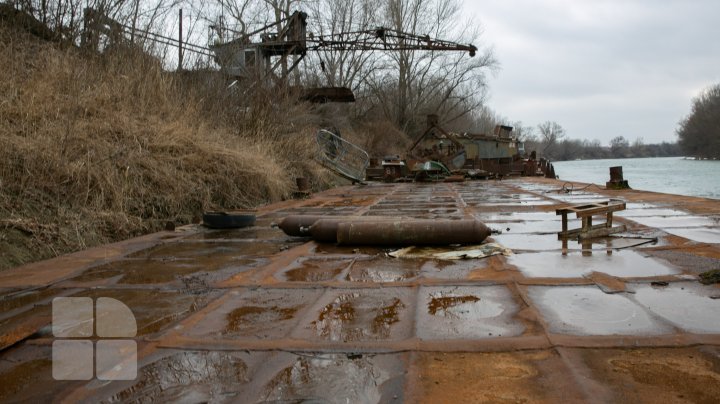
[226,306,298,333]
[71,258,259,285]
[632,283,720,333]
[101,351,252,402]
[129,241,298,259]
[182,289,321,340]
[345,259,419,283]
[280,258,352,282]
[528,286,671,336]
[418,286,524,339]
[509,251,678,278]
[491,233,560,251]
[419,259,486,279]
[261,353,399,403]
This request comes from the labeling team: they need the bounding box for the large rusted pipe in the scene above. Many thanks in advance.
[336,219,491,246]
[309,218,400,242]
[279,215,402,237]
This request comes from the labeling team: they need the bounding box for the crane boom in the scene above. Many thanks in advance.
[308,27,476,56]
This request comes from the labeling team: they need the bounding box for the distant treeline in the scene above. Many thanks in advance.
[524,136,682,162]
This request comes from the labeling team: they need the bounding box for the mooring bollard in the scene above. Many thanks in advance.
[606,166,630,189]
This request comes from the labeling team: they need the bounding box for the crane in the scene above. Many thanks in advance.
[209,10,477,98]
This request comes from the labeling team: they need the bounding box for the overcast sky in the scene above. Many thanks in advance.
[464,0,720,145]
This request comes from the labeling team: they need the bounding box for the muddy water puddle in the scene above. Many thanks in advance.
[346,259,420,283]
[631,282,720,333]
[417,286,524,339]
[278,258,353,282]
[528,286,672,335]
[297,289,413,342]
[258,352,404,403]
[509,250,679,278]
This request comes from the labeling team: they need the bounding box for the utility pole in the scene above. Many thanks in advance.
[178,9,183,71]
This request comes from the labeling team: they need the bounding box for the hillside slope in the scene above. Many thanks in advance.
[0,23,326,270]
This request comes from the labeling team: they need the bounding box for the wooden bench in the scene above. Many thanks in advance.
[556,200,626,240]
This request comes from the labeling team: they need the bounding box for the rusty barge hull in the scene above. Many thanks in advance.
[1,177,720,403]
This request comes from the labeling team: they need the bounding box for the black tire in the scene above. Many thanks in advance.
[202,212,256,229]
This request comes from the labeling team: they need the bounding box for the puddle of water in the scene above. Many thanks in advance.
[129,241,298,259]
[420,259,486,279]
[70,257,261,285]
[346,259,419,283]
[0,288,58,314]
[485,220,579,234]
[631,283,720,333]
[186,226,288,241]
[260,353,401,403]
[0,345,70,403]
[311,244,385,256]
[624,215,718,229]
[509,251,678,278]
[659,227,720,244]
[73,289,212,336]
[226,306,298,333]
[528,286,672,336]
[616,208,689,217]
[299,289,412,342]
[184,289,321,339]
[491,233,561,251]
[417,286,524,339]
[476,212,558,222]
[280,258,352,282]
[97,350,254,403]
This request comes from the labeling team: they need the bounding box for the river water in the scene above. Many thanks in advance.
[552,157,720,200]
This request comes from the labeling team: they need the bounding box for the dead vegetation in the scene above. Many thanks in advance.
[0,23,332,270]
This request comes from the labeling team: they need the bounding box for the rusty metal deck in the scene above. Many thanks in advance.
[2,177,720,403]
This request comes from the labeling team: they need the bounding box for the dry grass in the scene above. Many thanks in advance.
[0,25,327,270]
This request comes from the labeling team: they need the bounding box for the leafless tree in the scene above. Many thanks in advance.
[306,0,381,91]
[537,121,566,156]
[362,0,496,135]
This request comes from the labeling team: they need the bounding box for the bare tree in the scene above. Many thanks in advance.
[537,121,566,157]
[363,0,496,135]
[307,0,381,91]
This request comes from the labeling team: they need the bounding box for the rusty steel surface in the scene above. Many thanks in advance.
[1,177,720,403]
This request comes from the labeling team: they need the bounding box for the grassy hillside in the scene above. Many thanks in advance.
[0,23,330,270]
